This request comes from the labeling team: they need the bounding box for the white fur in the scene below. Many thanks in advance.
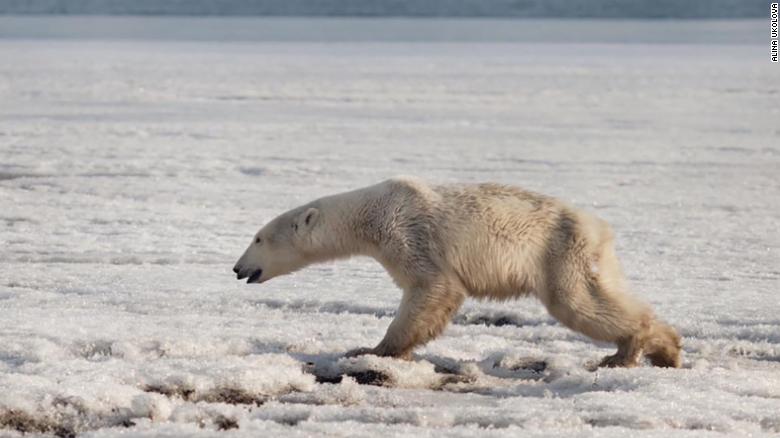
[234,177,681,367]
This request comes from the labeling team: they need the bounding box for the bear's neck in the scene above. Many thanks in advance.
[305,186,381,262]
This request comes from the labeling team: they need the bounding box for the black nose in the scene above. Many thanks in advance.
[233,265,240,274]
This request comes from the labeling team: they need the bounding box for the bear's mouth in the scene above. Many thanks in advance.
[247,269,263,284]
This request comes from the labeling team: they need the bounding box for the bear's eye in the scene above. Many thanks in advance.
[255,237,262,245]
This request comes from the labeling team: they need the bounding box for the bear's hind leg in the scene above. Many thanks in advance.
[643,320,682,367]
[540,276,653,368]
[536,212,681,368]
[598,330,647,368]
[348,277,466,360]
[539,237,681,368]
[597,318,681,368]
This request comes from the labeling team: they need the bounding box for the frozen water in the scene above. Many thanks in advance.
[0,18,778,437]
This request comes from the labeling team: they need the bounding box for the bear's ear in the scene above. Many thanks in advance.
[296,207,319,233]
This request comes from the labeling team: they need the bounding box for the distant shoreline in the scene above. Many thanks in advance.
[0,0,767,19]
[0,16,764,45]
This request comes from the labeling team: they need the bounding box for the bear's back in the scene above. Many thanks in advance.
[369,178,600,299]
[429,182,570,299]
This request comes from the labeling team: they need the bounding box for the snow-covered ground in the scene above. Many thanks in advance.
[1,18,779,437]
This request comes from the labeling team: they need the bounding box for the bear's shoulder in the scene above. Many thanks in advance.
[386,175,429,190]
[382,176,440,200]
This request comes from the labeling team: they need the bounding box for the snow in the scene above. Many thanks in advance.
[1,17,779,437]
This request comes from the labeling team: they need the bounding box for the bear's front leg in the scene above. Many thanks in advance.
[346,278,466,360]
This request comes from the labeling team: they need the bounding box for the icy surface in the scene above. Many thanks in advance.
[1,25,779,437]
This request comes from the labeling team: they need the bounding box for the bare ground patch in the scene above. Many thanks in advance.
[142,384,268,406]
[0,410,75,438]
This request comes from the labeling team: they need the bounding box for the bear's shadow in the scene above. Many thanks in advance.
[289,351,549,391]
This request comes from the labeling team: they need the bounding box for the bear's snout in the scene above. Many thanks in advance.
[247,269,263,284]
[233,264,247,280]
[234,264,263,284]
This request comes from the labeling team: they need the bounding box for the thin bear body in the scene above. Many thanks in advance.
[233,177,681,368]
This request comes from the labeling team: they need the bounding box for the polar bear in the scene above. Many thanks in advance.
[233,177,681,368]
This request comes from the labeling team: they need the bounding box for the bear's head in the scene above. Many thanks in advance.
[233,206,320,284]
